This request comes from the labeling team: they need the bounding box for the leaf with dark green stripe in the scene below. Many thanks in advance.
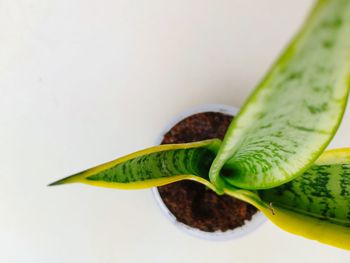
[209,0,350,190]
[49,0,350,250]
[254,148,350,250]
[222,149,350,250]
[49,139,220,191]
[260,163,350,226]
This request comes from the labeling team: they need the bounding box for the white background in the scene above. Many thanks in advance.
[1,0,350,262]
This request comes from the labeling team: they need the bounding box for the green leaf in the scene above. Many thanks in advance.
[225,148,350,250]
[259,156,350,227]
[210,0,350,190]
[49,139,220,192]
[257,148,350,250]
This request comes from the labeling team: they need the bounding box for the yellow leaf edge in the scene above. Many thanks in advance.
[225,148,350,251]
[48,139,220,192]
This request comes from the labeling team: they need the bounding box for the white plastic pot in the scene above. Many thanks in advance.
[152,104,266,241]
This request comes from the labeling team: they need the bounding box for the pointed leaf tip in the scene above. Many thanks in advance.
[47,179,65,186]
[47,172,83,187]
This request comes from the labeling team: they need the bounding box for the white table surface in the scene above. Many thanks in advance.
[1,0,350,262]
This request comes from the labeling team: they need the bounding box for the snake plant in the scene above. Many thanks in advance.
[50,0,350,250]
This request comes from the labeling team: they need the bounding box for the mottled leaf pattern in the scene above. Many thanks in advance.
[49,139,220,191]
[260,163,350,226]
[256,148,350,250]
[49,0,350,251]
[210,0,350,190]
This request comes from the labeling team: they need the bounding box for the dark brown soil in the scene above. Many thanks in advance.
[158,111,257,232]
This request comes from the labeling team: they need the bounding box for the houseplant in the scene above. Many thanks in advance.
[49,0,350,250]
[153,105,265,239]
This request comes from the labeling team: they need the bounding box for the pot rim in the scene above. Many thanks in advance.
[152,103,267,241]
